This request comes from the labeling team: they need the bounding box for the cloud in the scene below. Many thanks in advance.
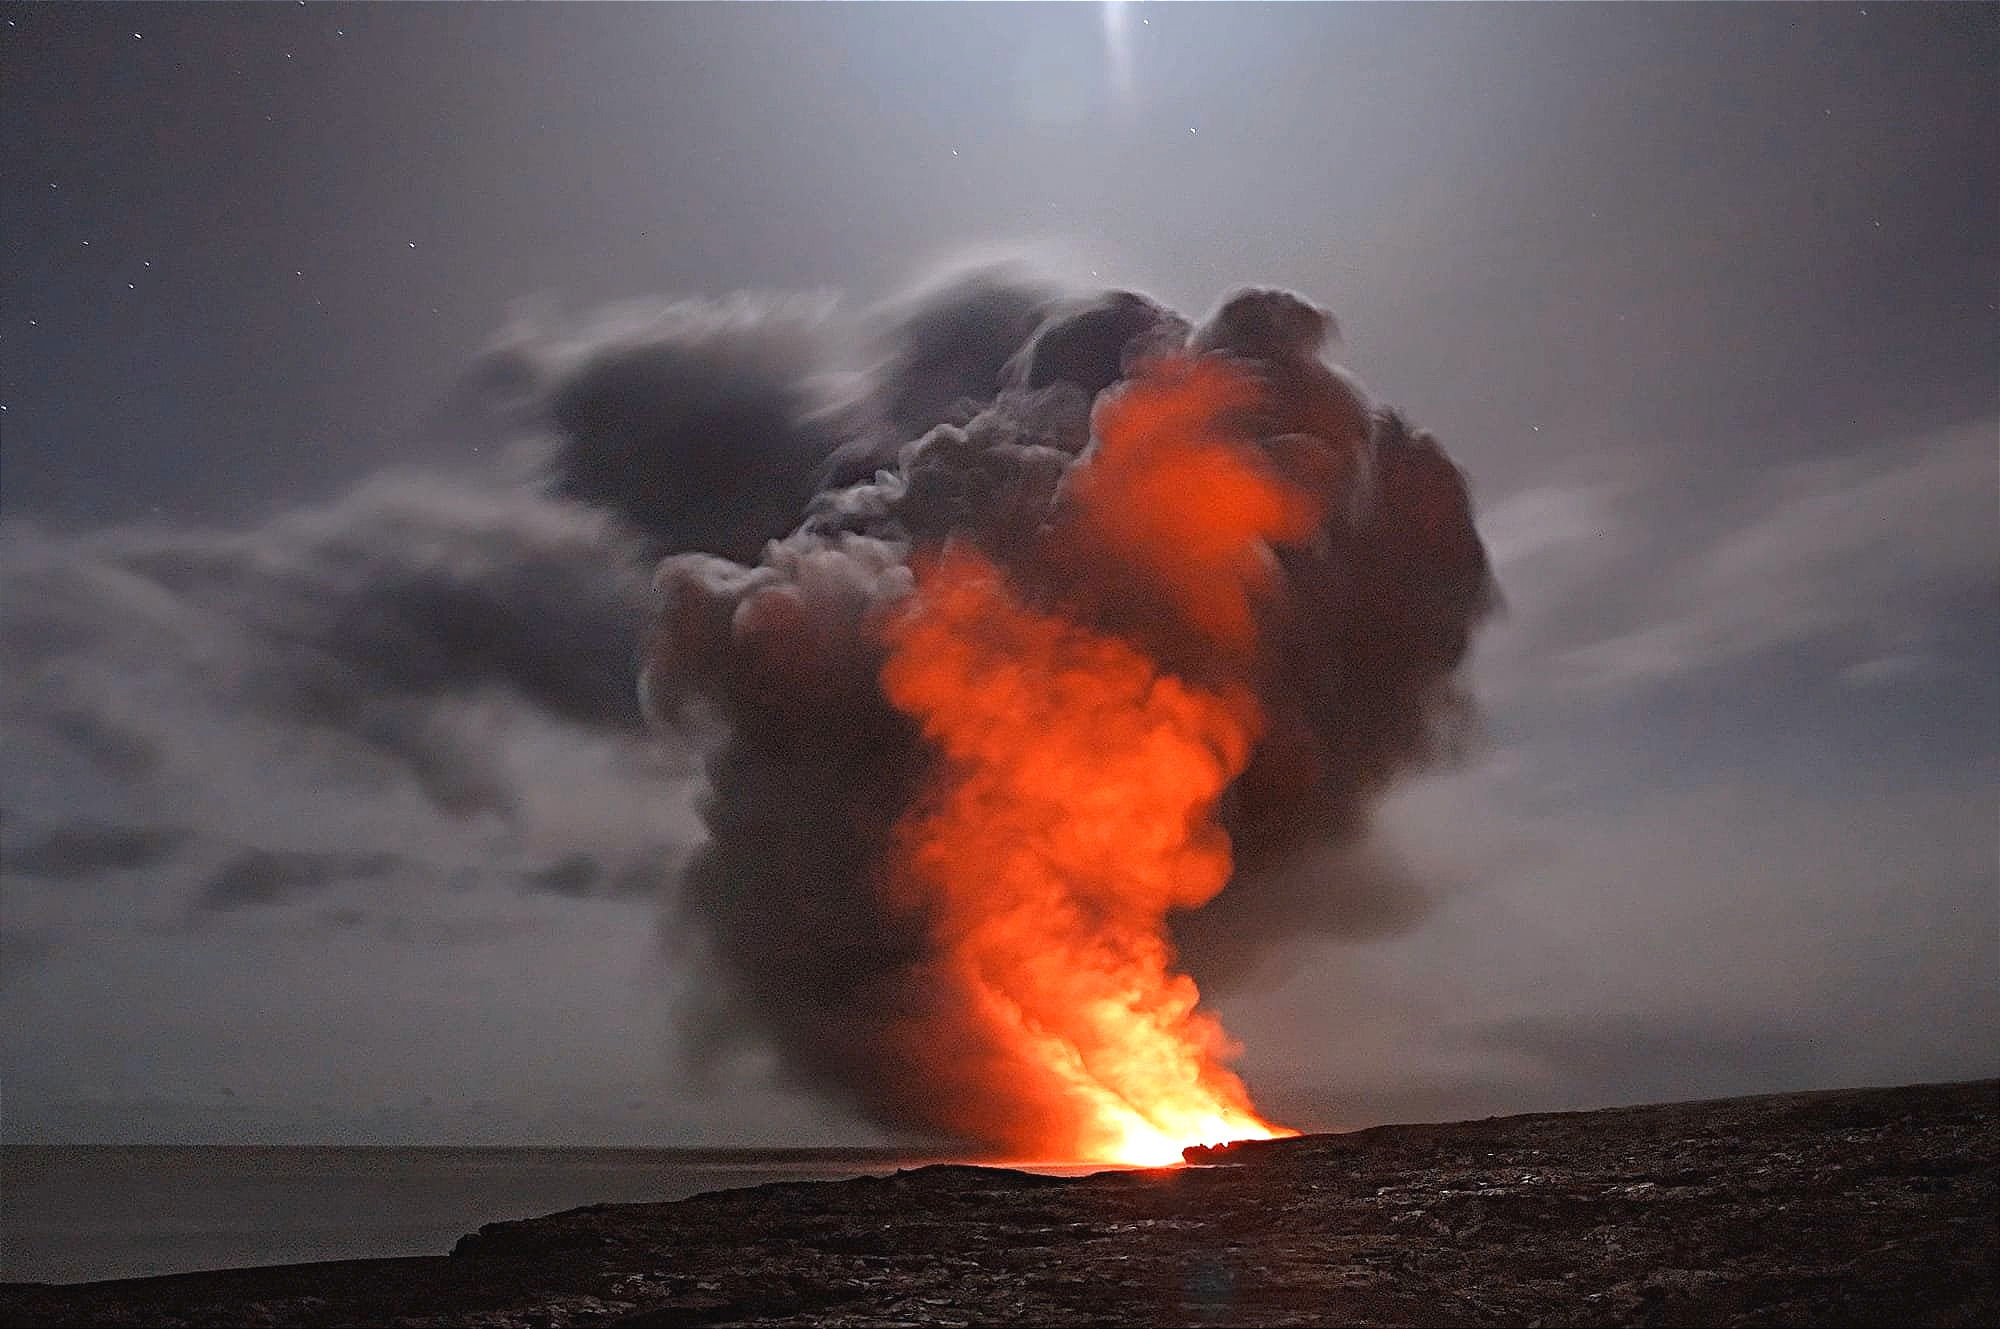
[0,929,55,990]
[1476,416,1998,697]
[0,469,705,969]
[1200,409,1999,1131]
[520,853,602,899]
[1229,759,1999,1130]
[196,849,403,912]
[478,292,847,564]
[1475,1012,1824,1104]
[518,846,687,900]
[0,473,666,841]
[2,823,190,881]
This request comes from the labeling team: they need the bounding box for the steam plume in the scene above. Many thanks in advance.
[642,275,1494,1156]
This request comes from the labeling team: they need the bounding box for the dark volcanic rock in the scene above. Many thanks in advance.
[4,1081,1995,1327]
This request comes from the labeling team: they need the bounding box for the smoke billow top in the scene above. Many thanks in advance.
[573,267,1496,1160]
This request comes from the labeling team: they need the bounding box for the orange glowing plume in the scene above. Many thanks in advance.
[879,357,1312,1165]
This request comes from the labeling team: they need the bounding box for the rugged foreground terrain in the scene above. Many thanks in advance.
[5,1081,1994,1327]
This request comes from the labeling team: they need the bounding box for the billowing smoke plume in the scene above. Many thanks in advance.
[642,272,1494,1155]
[1,265,1490,1154]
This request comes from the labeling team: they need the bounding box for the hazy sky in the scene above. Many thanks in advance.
[2,1,1994,1145]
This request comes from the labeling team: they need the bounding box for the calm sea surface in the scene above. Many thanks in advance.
[0,1145,977,1285]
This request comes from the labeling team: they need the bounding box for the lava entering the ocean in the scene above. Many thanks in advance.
[879,358,1309,1164]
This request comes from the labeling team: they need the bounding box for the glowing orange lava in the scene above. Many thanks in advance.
[879,358,1310,1165]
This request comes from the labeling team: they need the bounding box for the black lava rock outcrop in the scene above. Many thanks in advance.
[5,1080,1993,1327]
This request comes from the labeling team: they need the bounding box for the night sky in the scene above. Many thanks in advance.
[3,2,1995,1145]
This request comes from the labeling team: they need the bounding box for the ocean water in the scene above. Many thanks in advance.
[0,1144,972,1285]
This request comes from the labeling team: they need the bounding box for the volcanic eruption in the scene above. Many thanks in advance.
[627,274,1494,1164]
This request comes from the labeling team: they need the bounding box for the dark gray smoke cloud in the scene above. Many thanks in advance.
[643,274,1495,1148]
[480,294,845,565]
[1,267,1491,1151]
[823,264,1064,486]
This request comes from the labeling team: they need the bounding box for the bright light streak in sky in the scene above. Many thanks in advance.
[1103,0,1135,101]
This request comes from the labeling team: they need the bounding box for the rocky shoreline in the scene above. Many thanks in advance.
[4,1080,1993,1327]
